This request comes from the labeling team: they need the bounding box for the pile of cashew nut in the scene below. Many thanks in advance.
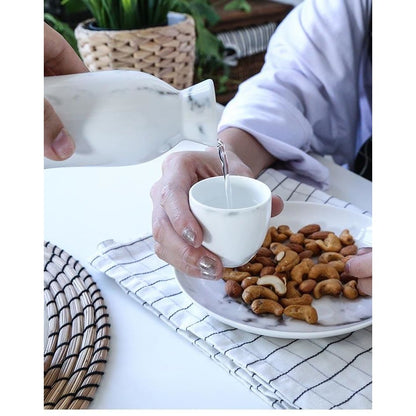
[223,224,367,325]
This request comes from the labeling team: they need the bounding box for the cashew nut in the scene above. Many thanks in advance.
[225,280,243,298]
[308,231,330,240]
[241,276,259,290]
[269,242,290,255]
[287,242,304,253]
[280,294,313,307]
[275,251,286,262]
[283,305,318,324]
[251,299,284,317]
[290,258,314,284]
[222,269,251,282]
[237,262,263,275]
[289,233,305,245]
[315,233,342,252]
[304,239,321,256]
[299,249,314,260]
[275,249,300,272]
[260,266,276,276]
[242,285,278,304]
[277,225,293,236]
[261,227,273,247]
[313,279,343,299]
[318,252,344,263]
[298,279,317,293]
[339,229,355,245]
[270,227,288,242]
[308,263,340,280]
[343,280,359,299]
[255,247,273,258]
[257,275,287,296]
[275,271,287,279]
[340,244,358,256]
[286,280,301,298]
[298,224,321,235]
[328,260,345,273]
[255,256,276,267]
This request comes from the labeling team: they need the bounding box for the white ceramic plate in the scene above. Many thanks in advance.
[175,202,372,339]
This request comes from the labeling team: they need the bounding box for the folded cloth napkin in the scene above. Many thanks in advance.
[216,23,277,66]
[90,169,372,409]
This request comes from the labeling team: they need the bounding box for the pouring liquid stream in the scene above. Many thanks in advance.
[217,140,233,209]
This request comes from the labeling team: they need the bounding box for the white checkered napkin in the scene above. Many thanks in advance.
[90,169,372,409]
[258,169,371,216]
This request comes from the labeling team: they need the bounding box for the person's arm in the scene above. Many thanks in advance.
[219,0,372,187]
[217,128,276,178]
[150,0,372,279]
[44,23,88,160]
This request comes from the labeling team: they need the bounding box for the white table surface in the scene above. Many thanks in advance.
[44,141,372,409]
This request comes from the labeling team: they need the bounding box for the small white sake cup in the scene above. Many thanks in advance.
[189,175,271,267]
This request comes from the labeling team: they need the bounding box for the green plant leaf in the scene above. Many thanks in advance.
[172,0,220,26]
[61,0,87,13]
[224,0,251,13]
[189,0,220,26]
[120,0,138,28]
[195,26,222,60]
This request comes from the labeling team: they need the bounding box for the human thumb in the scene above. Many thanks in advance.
[345,251,372,278]
[44,98,75,160]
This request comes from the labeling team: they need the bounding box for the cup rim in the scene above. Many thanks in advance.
[189,175,271,212]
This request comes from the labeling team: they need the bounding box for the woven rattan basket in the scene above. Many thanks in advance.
[75,13,196,90]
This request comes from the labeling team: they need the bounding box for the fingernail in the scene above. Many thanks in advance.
[52,129,75,160]
[182,227,196,246]
[344,261,351,275]
[198,256,218,280]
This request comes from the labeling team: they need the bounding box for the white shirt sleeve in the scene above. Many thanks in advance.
[218,0,372,188]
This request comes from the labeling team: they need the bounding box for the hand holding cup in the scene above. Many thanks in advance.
[189,175,272,268]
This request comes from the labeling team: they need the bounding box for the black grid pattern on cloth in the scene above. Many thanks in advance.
[90,169,372,409]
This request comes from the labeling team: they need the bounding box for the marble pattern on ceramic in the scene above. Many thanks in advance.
[44,70,218,168]
[176,202,372,339]
[177,273,371,338]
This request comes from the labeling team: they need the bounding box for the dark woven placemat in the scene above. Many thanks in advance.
[44,241,110,409]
